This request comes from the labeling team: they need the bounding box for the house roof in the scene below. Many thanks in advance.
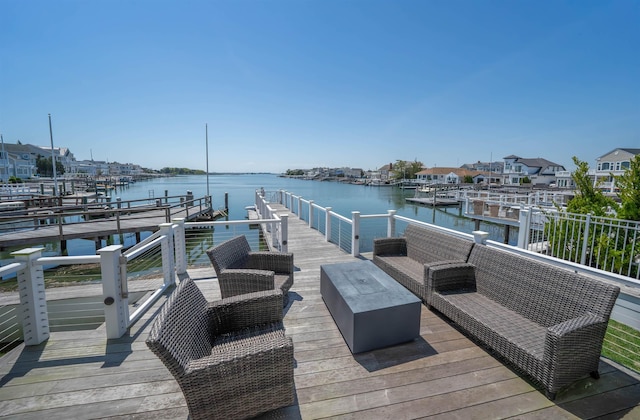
[514,157,563,169]
[598,148,640,159]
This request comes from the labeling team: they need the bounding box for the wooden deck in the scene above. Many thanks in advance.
[1,205,639,419]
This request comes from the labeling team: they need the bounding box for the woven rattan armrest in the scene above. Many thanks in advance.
[373,237,407,256]
[543,312,609,395]
[428,262,476,293]
[218,269,275,299]
[545,312,607,357]
[208,289,284,334]
[547,312,606,338]
[247,252,294,273]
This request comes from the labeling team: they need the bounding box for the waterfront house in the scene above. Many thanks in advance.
[377,163,393,182]
[553,170,575,189]
[502,155,565,186]
[0,143,40,180]
[594,148,640,193]
[460,160,504,175]
[416,167,486,185]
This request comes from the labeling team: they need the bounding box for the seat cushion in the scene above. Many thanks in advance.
[374,255,424,298]
[434,291,547,369]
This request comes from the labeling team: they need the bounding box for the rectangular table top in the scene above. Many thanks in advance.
[320,260,420,313]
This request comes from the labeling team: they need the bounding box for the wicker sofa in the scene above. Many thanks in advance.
[372,223,475,304]
[427,244,620,399]
[146,277,295,420]
[206,235,294,306]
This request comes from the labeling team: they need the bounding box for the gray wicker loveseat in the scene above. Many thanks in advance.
[146,277,295,420]
[427,244,620,399]
[207,235,294,306]
[373,223,475,304]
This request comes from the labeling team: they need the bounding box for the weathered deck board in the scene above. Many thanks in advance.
[0,203,639,419]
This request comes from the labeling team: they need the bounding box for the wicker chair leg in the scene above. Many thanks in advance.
[545,390,557,400]
[590,371,600,380]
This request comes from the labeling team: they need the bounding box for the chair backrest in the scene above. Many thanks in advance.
[206,235,251,275]
[146,277,213,378]
[467,245,620,327]
[404,224,474,265]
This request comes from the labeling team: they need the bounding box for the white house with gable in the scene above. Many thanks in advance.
[502,155,565,186]
[594,148,640,193]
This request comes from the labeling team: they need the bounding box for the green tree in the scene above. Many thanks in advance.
[408,159,424,179]
[567,156,616,216]
[615,155,640,221]
[544,156,636,277]
[392,160,408,180]
[392,159,424,180]
[36,156,65,177]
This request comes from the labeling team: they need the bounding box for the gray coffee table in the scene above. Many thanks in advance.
[320,260,421,353]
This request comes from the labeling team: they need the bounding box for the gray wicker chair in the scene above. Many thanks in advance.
[146,277,295,420]
[206,235,294,306]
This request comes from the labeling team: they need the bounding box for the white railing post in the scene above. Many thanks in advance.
[280,213,289,253]
[12,248,50,346]
[387,210,397,237]
[98,244,129,339]
[325,207,332,242]
[159,223,176,286]
[309,200,314,227]
[172,218,187,275]
[580,214,592,265]
[352,211,360,257]
[517,209,531,249]
[473,231,489,244]
[297,196,302,217]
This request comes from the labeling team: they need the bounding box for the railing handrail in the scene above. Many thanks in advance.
[0,262,26,277]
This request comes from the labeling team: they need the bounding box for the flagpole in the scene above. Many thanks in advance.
[48,114,58,196]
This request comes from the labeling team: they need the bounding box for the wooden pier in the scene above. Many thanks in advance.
[406,197,460,207]
[0,204,638,418]
[0,197,216,250]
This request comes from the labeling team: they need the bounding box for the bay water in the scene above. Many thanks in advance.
[1,174,517,262]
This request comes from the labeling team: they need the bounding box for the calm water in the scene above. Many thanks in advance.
[111,173,516,242]
[1,174,517,262]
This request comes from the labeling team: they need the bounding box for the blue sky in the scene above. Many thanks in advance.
[1,0,638,173]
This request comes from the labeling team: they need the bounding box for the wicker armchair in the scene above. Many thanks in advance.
[146,277,295,420]
[206,235,294,306]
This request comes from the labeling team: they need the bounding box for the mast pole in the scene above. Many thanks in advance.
[48,114,58,196]
[1,134,7,183]
[206,123,210,197]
